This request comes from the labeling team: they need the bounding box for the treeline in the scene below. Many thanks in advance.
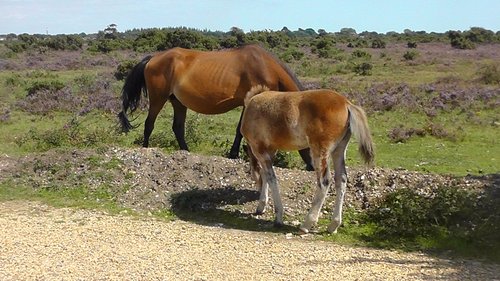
[2,25,499,54]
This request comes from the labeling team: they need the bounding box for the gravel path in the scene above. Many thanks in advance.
[1,201,498,280]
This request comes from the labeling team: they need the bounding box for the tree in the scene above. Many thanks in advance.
[465,27,495,43]
[104,24,118,39]
[448,30,475,49]
[339,27,357,36]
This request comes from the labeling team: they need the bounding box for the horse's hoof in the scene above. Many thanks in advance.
[227,152,239,159]
[274,221,284,228]
[305,164,314,171]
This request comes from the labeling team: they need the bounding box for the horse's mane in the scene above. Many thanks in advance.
[258,45,305,91]
[238,43,305,91]
[244,85,270,107]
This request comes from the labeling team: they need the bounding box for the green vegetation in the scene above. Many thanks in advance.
[0,25,499,262]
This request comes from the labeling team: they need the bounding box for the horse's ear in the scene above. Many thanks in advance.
[244,85,270,106]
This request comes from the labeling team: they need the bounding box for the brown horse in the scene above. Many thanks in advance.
[241,86,374,234]
[118,44,313,170]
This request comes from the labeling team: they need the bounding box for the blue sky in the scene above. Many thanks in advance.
[1,0,499,35]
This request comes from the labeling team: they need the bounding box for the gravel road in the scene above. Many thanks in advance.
[1,201,498,280]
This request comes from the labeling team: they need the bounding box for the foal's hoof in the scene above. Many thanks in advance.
[254,210,264,216]
[298,227,309,235]
[305,164,314,171]
[327,221,341,234]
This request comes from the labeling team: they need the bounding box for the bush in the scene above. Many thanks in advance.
[43,35,83,51]
[280,47,304,63]
[351,49,372,59]
[407,41,418,48]
[448,31,476,50]
[26,80,65,96]
[403,50,419,61]
[371,38,386,48]
[367,186,476,238]
[476,64,500,85]
[115,59,138,81]
[353,62,373,76]
[133,30,166,52]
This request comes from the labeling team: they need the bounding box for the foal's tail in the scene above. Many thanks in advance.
[118,55,153,132]
[347,103,375,166]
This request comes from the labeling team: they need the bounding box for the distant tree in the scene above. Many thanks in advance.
[44,35,83,50]
[448,30,475,49]
[318,29,328,37]
[104,24,118,39]
[230,27,246,45]
[465,27,495,43]
[133,29,166,52]
[339,27,357,36]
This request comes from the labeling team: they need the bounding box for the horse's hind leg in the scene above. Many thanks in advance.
[300,146,331,233]
[170,97,189,151]
[144,94,169,147]
[327,132,350,234]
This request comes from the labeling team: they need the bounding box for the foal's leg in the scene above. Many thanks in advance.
[327,134,350,234]
[300,147,331,233]
[144,94,169,147]
[170,97,189,151]
[254,149,283,226]
[246,145,266,215]
[228,110,244,159]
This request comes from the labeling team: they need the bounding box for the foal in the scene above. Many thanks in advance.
[241,86,374,233]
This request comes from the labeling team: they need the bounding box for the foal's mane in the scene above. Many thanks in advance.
[244,85,270,106]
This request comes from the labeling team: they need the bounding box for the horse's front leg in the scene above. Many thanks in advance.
[171,97,189,151]
[228,109,244,159]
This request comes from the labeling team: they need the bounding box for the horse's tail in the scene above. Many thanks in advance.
[244,85,270,107]
[118,55,153,132]
[347,103,375,166]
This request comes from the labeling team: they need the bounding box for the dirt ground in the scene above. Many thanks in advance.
[1,200,499,280]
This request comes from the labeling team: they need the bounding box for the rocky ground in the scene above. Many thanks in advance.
[1,147,495,224]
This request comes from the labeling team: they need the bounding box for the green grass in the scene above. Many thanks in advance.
[0,180,121,212]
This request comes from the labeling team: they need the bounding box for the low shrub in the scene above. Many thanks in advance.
[407,41,418,48]
[353,62,373,76]
[403,50,419,61]
[371,38,386,49]
[476,63,500,85]
[115,59,138,81]
[351,49,372,59]
[26,80,65,96]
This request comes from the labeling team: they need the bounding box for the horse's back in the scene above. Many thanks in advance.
[143,45,300,114]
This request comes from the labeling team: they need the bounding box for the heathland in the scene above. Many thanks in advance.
[0,26,498,262]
